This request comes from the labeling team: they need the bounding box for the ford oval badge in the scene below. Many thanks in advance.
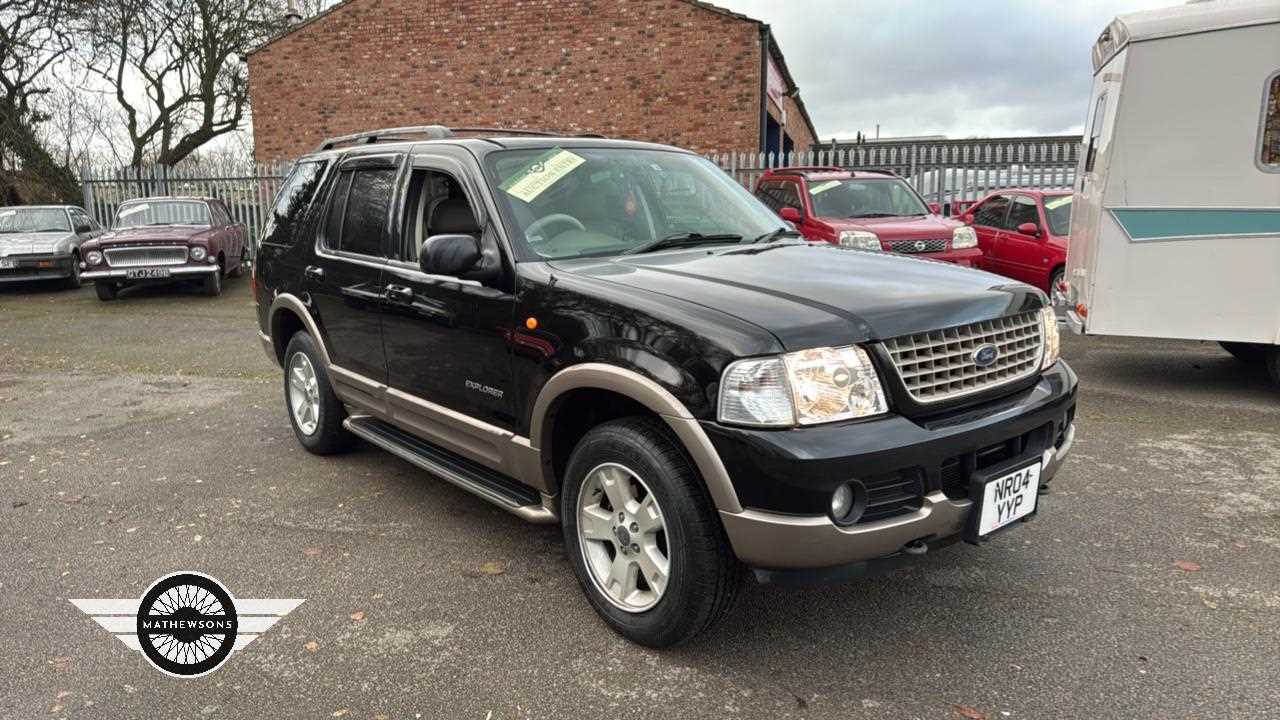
[972,344,999,368]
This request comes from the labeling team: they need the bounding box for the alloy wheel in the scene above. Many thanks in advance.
[577,462,671,613]
[287,352,321,436]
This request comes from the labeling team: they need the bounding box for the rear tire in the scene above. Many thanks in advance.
[94,282,118,301]
[561,416,738,647]
[202,265,223,296]
[1220,341,1267,365]
[283,332,354,455]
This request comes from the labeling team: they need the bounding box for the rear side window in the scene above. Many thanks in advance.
[261,160,327,246]
[973,195,1010,227]
[1260,71,1280,171]
[1007,196,1039,230]
[1084,93,1107,172]
[339,168,397,257]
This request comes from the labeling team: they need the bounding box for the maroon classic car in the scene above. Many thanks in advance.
[79,196,248,300]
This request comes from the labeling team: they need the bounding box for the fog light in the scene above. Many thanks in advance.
[829,481,866,526]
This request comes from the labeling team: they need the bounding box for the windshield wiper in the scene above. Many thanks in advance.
[624,232,743,255]
[749,227,803,244]
[847,212,899,218]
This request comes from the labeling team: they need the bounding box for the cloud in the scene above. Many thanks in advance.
[716,0,1173,140]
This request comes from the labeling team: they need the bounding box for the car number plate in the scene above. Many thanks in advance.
[125,267,170,280]
[0,258,15,269]
[970,461,1040,539]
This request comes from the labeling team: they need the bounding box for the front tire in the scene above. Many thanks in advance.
[1049,268,1065,307]
[561,416,738,647]
[94,282,118,301]
[1220,341,1268,365]
[61,256,82,290]
[1266,348,1280,386]
[202,265,223,296]
[283,332,353,454]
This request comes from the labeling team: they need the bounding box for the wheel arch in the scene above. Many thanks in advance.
[530,363,742,513]
[267,293,332,367]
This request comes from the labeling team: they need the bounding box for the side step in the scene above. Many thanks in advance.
[343,416,556,524]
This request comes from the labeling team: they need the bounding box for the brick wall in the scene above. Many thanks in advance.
[248,0,770,163]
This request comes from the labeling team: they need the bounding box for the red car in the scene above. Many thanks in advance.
[80,196,248,300]
[960,190,1072,300]
[753,167,982,266]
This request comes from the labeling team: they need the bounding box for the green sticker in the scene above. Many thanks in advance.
[1045,196,1073,210]
[499,147,586,203]
[808,180,842,195]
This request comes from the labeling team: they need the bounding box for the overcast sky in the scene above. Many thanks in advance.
[715,0,1173,141]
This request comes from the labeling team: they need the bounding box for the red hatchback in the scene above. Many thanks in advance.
[960,190,1072,299]
[753,167,982,266]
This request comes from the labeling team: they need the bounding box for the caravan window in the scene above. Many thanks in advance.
[1260,71,1280,171]
[1084,93,1107,173]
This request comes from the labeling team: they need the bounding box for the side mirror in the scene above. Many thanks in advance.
[928,202,942,215]
[779,206,802,223]
[420,234,482,277]
[75,223,92,234]
[962,213,975,225]
[1016,222,1041,236]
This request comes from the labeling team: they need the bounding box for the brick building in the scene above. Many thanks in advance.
[246,0,817,163]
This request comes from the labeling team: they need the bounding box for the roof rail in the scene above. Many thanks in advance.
[853,167,900,177]
[314,125,607,152]
[767,165,845,174]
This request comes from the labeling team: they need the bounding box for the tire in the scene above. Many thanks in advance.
[228,248,245,278]
[202,265,223,296]
[94,282,118,301]
[1220,341,1268,365]
[561,416,738,647]
[61,256,82,290]
[282,332,354,455]
[1048,268,1065,307]
[1266,348,1280,385]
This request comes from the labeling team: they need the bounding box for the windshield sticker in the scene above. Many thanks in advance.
[808,180,842,195]
[118,204,150,218]
[500,148,586,203]
[1045,196,1072,210]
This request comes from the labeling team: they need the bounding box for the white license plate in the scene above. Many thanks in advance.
[126,267,171,280]
[976,462,1040,536]
[0,258,15,269]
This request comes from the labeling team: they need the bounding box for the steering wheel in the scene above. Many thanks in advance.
[526,213,586,242]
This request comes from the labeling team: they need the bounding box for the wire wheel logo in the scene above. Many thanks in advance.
[136,573,238,677]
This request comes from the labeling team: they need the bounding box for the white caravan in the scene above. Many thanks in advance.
[1062,0,1280,380]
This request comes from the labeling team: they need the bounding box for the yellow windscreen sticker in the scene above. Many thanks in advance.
[500,148,586,203]
[1044,195,1072,210]
[808,180,842,195]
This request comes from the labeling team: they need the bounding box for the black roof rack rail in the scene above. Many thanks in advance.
[852,167,900,177]
[314,125,606,152]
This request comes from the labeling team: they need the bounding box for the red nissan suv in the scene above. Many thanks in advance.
[754,167,982,266]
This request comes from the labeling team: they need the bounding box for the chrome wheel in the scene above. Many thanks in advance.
[577,462,670,613]
[287,352,321,436]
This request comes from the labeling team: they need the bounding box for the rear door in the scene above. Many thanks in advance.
[304,153,402,383]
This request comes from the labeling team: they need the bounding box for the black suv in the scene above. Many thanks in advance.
[254,126,1077,647]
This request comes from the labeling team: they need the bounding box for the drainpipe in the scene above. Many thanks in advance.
[758,25,770,155]
[285,0,302,24]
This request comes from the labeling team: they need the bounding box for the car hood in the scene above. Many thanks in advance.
[0,231,75,255]
[552,242,1043,349]
[95,225,210,247]
[826,214,962,240]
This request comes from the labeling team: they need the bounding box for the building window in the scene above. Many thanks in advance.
[1260,71,1280,172]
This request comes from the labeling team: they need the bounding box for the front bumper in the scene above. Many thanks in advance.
[911,246,983,267]
[709,361,1077,571]
[0,254,74,282]
[81,264,218,281]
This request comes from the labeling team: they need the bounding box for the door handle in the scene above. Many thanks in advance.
[304,265,324,281]
[385,284,414,303]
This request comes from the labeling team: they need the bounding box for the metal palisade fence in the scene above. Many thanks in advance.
[80,161,292,243]
[710,139,1081,214]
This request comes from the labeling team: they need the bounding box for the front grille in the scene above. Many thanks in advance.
[104,246,189,268]
[889,238,948,254]
[882,312,1043,404]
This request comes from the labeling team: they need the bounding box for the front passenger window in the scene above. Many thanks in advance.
[973,195,1010,227]
[338,168,397,257]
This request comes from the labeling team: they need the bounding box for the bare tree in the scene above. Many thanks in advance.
[83,0,289,167]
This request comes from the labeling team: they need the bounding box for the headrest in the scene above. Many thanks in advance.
[431,196,480,235]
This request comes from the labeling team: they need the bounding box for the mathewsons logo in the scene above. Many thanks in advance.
[70,572,303,677]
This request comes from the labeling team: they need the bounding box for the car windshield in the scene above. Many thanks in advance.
[1044,195,1072,236]
[807,178,930,219]
[114,200,210,229]
[484,147,787,260]
[0,207,70,233]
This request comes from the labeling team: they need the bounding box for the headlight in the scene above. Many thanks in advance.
[838,230,882,252]
[952,226,978,249]
[719,345,888,427]
[86,250,104,266]
[189,246,207,261]
[1040,306,1060,369]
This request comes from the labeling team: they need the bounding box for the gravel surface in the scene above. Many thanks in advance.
[2,279,1277,719]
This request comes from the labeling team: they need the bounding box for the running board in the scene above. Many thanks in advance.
[343,416,556,524]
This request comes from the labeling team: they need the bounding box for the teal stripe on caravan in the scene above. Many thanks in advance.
[1111,208,1280,242]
